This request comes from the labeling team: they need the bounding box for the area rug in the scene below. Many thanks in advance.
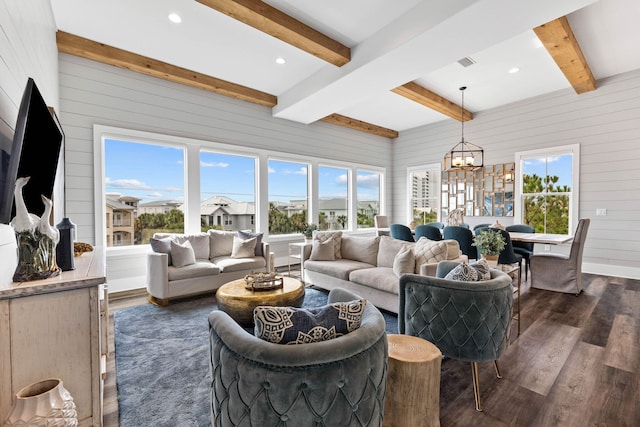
[114,287,398,427]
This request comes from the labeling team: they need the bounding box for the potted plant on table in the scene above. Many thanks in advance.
[472,228,506,267]
[301,223,318,242]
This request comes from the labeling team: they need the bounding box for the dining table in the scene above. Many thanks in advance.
[508,232,573,245]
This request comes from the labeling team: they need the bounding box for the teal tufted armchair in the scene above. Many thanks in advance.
[398,261,513,411]
[208,287,388,427]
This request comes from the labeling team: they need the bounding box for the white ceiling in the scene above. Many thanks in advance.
[50,0,640,133]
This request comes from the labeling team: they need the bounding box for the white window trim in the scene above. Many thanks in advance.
[406,163,441,225]
[514,143,580,234]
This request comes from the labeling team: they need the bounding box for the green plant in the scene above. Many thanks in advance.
[301,223,318,238]
[472,229,506,256]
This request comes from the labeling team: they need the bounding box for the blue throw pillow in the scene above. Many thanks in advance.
[254,299,366,344]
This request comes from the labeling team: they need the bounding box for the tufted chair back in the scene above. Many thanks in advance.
[209,287,388,427]
[398,262,513,411]
[443,226,476,260]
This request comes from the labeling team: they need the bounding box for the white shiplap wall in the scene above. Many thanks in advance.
[58,53,392,291]
[0,1,61,222]
[393,69,640,278]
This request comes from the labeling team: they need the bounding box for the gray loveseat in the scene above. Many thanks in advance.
[146,230,270,305]
[302,233,467,313]
[209,287,388,427]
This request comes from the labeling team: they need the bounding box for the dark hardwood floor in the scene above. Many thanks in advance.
[104,269,640,426]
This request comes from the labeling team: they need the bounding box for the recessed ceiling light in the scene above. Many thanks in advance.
[168,13,182,24]
[509,67,520,74]
[275,57,286,65]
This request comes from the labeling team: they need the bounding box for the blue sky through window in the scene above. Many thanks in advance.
[522,154,572,188]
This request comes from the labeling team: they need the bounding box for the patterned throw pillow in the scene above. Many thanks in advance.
[444,262,480,282]
[414,237,448,273]
[313,231,342,259]
[471,258,491,280]
[254,299,366,345]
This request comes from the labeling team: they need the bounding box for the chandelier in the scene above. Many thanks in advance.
[444,86,483,171]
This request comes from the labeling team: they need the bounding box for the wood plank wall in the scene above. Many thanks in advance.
[393,69,640,278]
[0,1,62,222]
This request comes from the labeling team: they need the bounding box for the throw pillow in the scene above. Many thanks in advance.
[254,299,366,345]
[170,240,196,268]
[175,233,209,259]
[237,230,264,256]
[470,258,491,280]
[444,262,480,282]
[150,236,173,265]
[208,230,235,258]
[414,237,449,273]
[313,231,342,259]
[340,235,380,265]
[231,236,257,259]
[393,246,415,277]
[309,237,335,261]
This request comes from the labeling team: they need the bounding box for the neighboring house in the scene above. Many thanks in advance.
[201,196,255,231]
[138,200,182,215]
[105,194,138,247]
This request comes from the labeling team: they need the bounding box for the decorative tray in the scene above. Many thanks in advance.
[244,271,284,291]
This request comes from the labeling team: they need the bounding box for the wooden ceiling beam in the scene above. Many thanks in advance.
[196,0,350,67]
[321,114,398,139]
[56,31,277,107]
[533,16,596,94]
[392,82,473,122]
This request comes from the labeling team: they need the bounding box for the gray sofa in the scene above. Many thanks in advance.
[146,230,270,305]
[209,287,388,427]
[302,233,467,313]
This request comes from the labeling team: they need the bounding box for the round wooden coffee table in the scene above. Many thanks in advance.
[215,276,305,325]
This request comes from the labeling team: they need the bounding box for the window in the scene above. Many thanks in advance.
[407,164,440,225]
[104,138,185,246]
[357,170,380,229]
[318,165,348,231]
[516,144,579,234]
[268,159,309,235]
[200,151,256,232]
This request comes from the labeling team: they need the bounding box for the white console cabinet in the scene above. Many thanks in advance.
[0,225,106,426]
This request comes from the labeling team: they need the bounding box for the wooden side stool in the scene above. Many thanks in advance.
[383,334,442,427]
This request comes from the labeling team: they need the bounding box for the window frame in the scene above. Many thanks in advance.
[514,144,580,235]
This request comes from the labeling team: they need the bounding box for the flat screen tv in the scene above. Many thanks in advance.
[0,78,64,224]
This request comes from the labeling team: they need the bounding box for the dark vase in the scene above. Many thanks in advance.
[56,218,76,271]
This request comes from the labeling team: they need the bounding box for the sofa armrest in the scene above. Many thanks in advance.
[147,252,169,299]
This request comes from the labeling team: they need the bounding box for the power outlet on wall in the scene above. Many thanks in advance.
[596,208,607,216]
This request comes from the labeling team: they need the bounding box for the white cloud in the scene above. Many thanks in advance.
[268,167,276,174]
[105,178,151,190]
[201,161,229,168]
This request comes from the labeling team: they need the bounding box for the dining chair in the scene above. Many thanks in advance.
[413,224,443,241]
[399,262,513,411]
[443,225,476,260]
[505,224,534,280]
[425,221,445,230]
[475,227,523,274]
[374,215,390,237]
[473,223,491,232]
[530,219,590,295]
[390,223,415,242]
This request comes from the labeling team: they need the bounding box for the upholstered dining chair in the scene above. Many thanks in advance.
[473,223,491,232]
[414,224,443,241]
[443,225,476,260]
[399,262,513,411]
[209,288,388,427]
[505,224,534,280]
[425,221,445,230]
[390,223,415,242]
[530,218,590,295]
[374,215,390,237]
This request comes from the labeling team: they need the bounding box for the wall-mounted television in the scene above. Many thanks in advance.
[0,78,64,224]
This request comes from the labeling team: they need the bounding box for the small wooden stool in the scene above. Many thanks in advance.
[383,334,442,427]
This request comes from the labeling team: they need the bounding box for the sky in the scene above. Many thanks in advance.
[104,139,380,205]
[522,154,572,188]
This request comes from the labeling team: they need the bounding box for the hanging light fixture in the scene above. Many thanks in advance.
[444,86,483,171]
